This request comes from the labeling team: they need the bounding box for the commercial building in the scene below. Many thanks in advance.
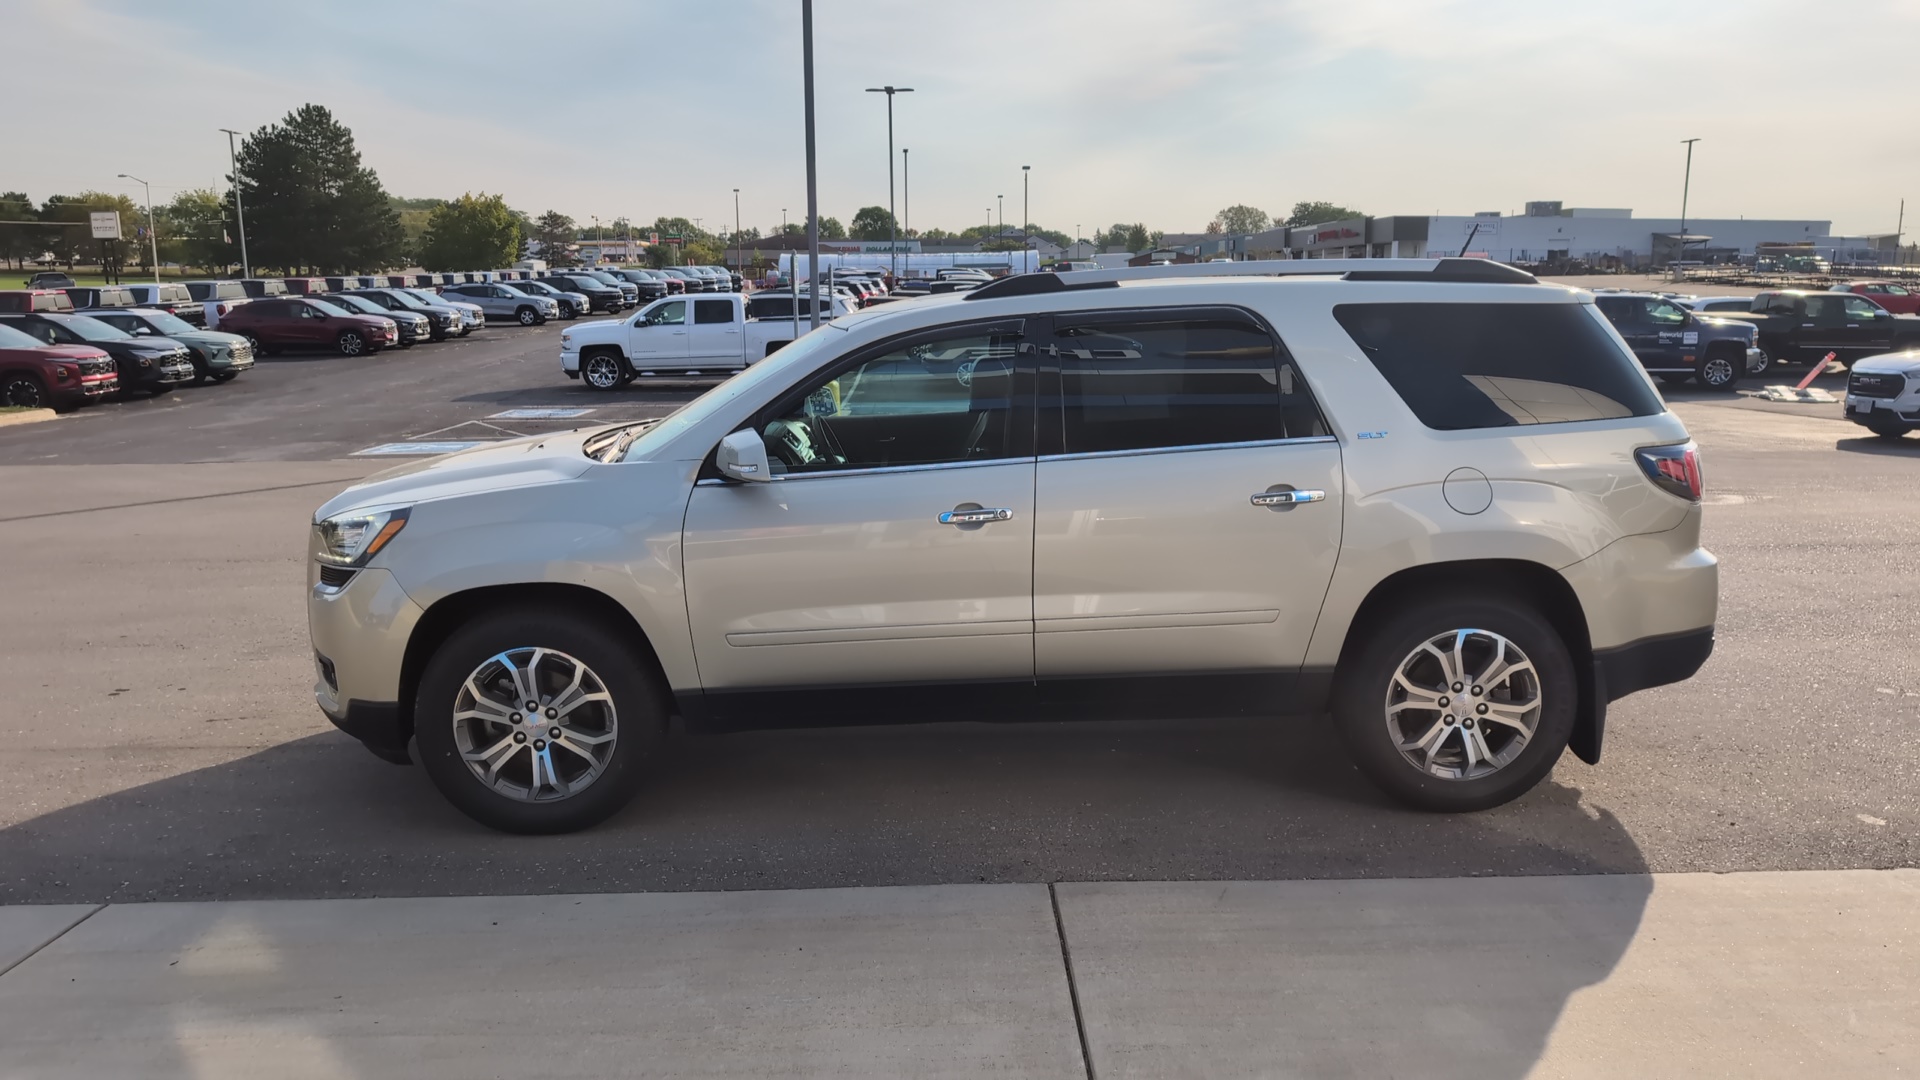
[1176,202,1887,267]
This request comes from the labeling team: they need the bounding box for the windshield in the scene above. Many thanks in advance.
[307,299,355,317]
[137,311,198,335]
[400,289,444,306]
[619,325,845,462]
[383,290,430,309]
[0,323,44,348]
[326,295,381,314]
[49,314,132,343]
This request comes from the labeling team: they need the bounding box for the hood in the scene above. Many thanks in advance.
[565,317,622,335]
[315,429,600,521]
[173,329,247,347]
[27,344,110,361]
[126,335,190,354]
[1694,316,1756,338]
[1852,350,1920,376]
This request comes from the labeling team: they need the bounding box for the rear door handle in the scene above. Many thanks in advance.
[938,508,1013,525]
[1251,489,1325,507]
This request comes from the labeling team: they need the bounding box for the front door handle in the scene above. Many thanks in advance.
[938,507,1013,525]
[1251,489,1325,507]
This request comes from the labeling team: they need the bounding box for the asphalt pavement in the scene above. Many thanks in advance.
[0,317,1915,907]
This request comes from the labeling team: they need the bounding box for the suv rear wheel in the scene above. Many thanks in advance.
[1333,592,1576,812]
[414,608,664,833]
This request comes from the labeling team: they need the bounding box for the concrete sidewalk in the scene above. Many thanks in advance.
[1,870,1914,1079]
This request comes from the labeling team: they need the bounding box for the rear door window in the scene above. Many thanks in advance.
[694,299,734,324]
[1047,308,1326,454]
[1332,302,1664,429]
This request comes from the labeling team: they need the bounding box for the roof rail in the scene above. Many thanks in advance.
[964,257,1537,301]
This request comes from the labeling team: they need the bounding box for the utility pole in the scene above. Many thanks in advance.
[998,195,1003,236]
[219,128,250,278]
[119,173,159,283]
[803,0,821,330]
[902,148,909,241]
[1677,137,1700,278]
[865,85,913,282]
[733,188,741,281]
[1022,165,1031,270]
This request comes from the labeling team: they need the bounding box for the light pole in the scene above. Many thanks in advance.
[865,85,914,282]
[902,148,909,240]
[782,208,788,233]
[1677,137,1700,277]
[118,173,159,283]
[997,195,1003,236]
[1022,165,1031,268]
[733,188,741,281]
[802,0,821,329]
[219,128,250,277]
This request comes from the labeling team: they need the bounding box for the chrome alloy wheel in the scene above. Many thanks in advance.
[1384,629,1541,780]
[1701,355,1736,386]
[582,354,622,389]
[451,647,618,802]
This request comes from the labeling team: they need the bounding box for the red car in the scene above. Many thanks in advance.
[0,322,119,411]
[215,296,399,357]
[1833,281,1920,315]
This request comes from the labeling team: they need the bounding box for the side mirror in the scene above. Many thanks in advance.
[716,429,773,483]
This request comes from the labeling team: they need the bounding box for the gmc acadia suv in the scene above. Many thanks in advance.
[308,259,1719,833]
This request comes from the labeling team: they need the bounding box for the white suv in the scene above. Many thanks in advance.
[308,259,1718,833]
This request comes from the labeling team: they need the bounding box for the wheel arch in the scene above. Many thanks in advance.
[1330,558,1602,765]
[398,582,673,747]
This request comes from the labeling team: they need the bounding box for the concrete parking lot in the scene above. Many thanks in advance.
[0,317,1914,907]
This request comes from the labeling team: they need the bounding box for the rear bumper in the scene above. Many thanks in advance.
[1596,627,1714,702]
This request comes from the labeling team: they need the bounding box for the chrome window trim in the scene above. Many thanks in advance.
[1038,435,1337,463]
[695,456,1032,486]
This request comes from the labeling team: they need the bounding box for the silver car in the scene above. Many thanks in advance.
[441,283,559,326]
[309,258,1719,833]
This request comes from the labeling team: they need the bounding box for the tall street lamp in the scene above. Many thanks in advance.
[802,0,821,328]
[733,188,742,280]
[118,173,159,283]
[997,195,1003,236]
[219,128,250,278]
[1677,137,1700,278]
[1022,164,1031,267]
[902,148,910,240]
[864,85,913,282]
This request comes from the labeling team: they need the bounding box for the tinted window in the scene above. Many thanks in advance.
[1052,313,1324,454]
[1333,303,1663,429]
[761,326,1022,474]
[694,299,733,325]
[1643,299,1688,325]
[1842,296,1880,319]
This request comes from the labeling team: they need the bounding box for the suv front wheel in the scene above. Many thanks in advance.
[1333,592,1576,812]
[415,607,664,833]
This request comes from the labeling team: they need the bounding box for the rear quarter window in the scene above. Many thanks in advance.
[1332,302,1664,429]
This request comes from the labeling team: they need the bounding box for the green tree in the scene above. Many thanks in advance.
[683,238,724,266]
[1123,223,1151,253]
[530,210,577,264]
[849,205,898,241]
[162,188,233,274]
[232,104,405,273]
[817,216,846,240]
[1022,224,1072,249]
[780,222,806,238]
[1284,201,1364,227]
[1,192,37,270]
[918,227,955,242]
[40,192,140,271]
[390,197,443,265]
[1212,204,1271,235]
[418,193,521,272]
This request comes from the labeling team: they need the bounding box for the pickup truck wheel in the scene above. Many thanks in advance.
[413,607,665,834]
[581,350,627,391]
[516,306,539,326]
[1333,592,1576,812]
[336,331,366,357]
[1695,350,1740,390]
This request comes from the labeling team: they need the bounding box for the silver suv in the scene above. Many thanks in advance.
[440,282,558,325]
[309,259,1718,833]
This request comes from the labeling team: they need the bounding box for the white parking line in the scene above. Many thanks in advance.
[353,441,485,456]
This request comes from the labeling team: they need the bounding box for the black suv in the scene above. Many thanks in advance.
[24,272,76,290]
[0,311,195,394]
[602,268,669,303]
[538,274,623,314]
[341,289,460,341]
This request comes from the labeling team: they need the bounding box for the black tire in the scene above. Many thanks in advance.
[189,356,211,386]
[559,302,577,319]
[337,331,366,357]
[1694,348,1741,391]
[148,384,174,396]
[516,306,539,326]
[2,370,50,410]
[1657,374,1690,387]
[580,349,628,391]
[209,370,238,383]
[414,607,665,834]
[1866,418,1911,440]
[398,337,415,349]
[1332,590,1577,812]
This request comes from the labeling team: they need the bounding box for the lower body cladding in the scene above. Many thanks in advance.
[310,565,1714,770]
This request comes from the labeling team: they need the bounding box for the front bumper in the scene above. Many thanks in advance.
[1744,346,1767,374]
[560,346,580,374]
[309,565,426,760]
[1845,393,1920,430]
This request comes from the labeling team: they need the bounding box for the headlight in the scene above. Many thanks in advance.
[315,505,411,566]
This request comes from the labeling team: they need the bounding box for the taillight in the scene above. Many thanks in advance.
[1636,442,1702,501]
[216,302,230,315]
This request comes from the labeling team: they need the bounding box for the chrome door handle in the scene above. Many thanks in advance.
[938,508,1013,525]
[1251,489,1325,507]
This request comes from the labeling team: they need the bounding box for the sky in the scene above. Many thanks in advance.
[5,0,1915,238]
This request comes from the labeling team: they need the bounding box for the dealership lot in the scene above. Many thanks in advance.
[0,322,1914,905]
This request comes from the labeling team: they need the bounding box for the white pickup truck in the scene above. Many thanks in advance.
[559,293,821,389]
